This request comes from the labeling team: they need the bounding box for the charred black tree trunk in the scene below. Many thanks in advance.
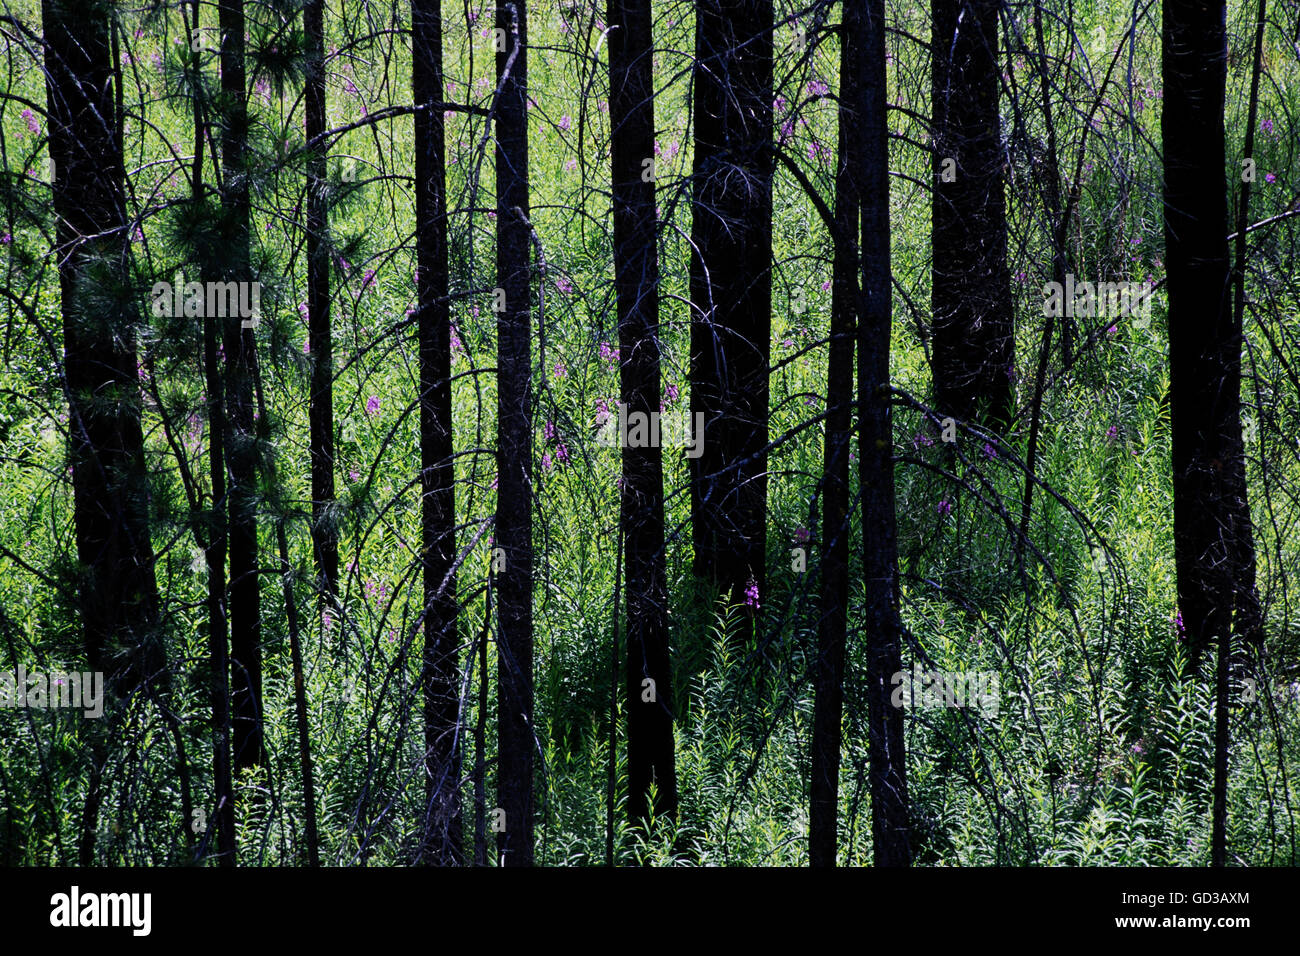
[810,0,862,869]
[609,0,677,828]
[218,0,264,773]
[689,0,773,608]
[495,0,534,867]
[183,0,236,865]
[305,0,337,607]
[1162,0,1263,866]
[861,0,911,866]
[44,0,162,867]
[414,0,462,865]
[44,0,161,697]
[931,0,1013,428]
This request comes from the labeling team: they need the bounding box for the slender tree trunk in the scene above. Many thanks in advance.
[495,0,534,867]
[861,0,911,866]
[414,0,462,865]
[810,0,863,868]
[608,0,676,830]
[183,0,236,864]
[931,0,1013,428]
[305,0,338,607]
[689,0,773,608]
[218,0,264,773]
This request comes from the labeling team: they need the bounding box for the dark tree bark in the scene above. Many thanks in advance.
[608,0,677,828]
[305,0,338,607]
[930,0,1013,428]
[689,0,773,608]
[183,0,236,865]
[860,0,911,866]
[414,0,462,865]
[43,0,161,697]
[495,0,534,867]
[1162,0,1264,866]
[218,0,265,772]
[44,0,163,867]
[810,0,862,868]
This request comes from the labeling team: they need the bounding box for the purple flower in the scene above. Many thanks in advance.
[1106,425,1119,441]
[349,468,361,482]
[555,276,573,294]
[982,442,997,459]
[807,79,829,97]
[1265,173,1277,184]
[1261,118,1274,134]
[937,499,952,518]
[913,431,934,449]
[744,579,760,609]
[556,443,570,465]
[366,395,380,416]
[1131,741,1145,755]
[553,360,567,378]
[559,114,572,131]
[793,526,811,544]
[663,383,679,404]
[1174,610,1186,641]
[544,420,557,441]
[541,451,554,471]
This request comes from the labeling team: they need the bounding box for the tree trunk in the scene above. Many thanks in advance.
[218,0,264,774]
[861,0,911,866]
[810,0,862,868]
[44,0,164,866]
[184,0,237,865]
[1162,0,1264,866]
[414,0,462,865]
[931,0,1013,428]
[608,0,677,829]
[305,0,338,607]
[689,0,773,608]
[495,0,534,867]
[43,0,161,696]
